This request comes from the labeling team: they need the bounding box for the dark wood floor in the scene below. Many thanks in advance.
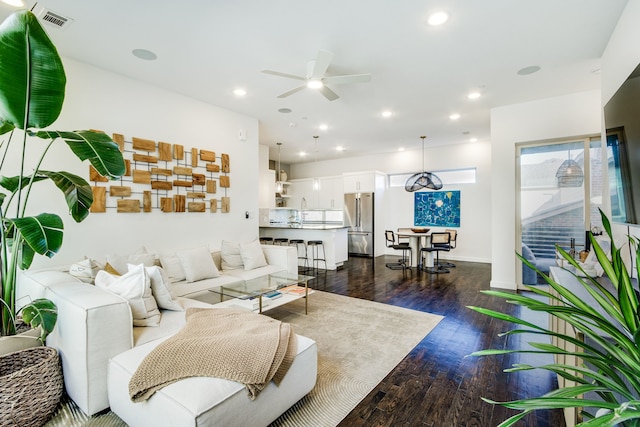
[308,256,566,427]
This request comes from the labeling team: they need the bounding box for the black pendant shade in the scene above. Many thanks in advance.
[405,136,443,192]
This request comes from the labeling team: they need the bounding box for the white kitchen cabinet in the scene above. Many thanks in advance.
[288,179,318,209]
[318,176,344,209]
[259,169,276,208]
[343,172,375,193]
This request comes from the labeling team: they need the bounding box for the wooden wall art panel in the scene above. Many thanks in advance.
[91,187,106,213]
[89,133,231,215]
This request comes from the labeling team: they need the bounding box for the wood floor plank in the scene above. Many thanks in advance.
[311,256,566,427]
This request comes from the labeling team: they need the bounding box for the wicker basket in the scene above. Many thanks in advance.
[0,346,64,427]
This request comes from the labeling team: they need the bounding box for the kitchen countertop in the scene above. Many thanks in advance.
[260,224,348,230]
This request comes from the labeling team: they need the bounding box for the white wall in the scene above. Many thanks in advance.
[290,140,493,263]
[490,90,601,289]
[600,0,640,271]
[18,58,260,268]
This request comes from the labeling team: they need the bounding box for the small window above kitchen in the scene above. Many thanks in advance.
[388,168,477,188]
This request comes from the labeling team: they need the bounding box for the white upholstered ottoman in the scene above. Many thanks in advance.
[107,334,317,427]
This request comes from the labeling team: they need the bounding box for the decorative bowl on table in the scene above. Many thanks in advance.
[410,228,430,233]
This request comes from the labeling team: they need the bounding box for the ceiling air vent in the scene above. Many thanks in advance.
[36,9,73,30]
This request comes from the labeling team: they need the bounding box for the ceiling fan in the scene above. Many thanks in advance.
[262,50,371,101]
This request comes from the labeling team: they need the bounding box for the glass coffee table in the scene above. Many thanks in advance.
[194,273,315,314]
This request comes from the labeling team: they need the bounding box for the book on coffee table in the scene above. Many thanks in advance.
[280,285,314,296]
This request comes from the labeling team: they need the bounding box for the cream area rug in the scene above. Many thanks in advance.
[45,291,442,427]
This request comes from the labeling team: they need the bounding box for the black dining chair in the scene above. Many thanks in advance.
[385,230,412,272]
[436,229,457,268]
[421,231,451,274]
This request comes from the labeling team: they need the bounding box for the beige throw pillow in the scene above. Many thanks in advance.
[95,263,161,327]
[135,264,183,311]
[177,246,220,282]
[221,240,244,271]
[240,239,268,270]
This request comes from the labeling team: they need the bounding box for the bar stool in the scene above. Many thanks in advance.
[289,239,309,272]
[259,237,273,245]
[307,240,326,272]
[274,238,289,246]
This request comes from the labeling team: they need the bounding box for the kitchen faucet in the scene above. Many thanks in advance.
[300,197,306,226]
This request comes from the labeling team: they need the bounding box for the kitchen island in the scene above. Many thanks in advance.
[259,225,349,270]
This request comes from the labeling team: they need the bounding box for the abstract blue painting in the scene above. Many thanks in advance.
[414,190,461,227]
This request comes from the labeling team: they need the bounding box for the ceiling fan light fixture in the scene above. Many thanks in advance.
[307,79,323,89]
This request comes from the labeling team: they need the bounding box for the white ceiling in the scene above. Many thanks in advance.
[0,1,629,164]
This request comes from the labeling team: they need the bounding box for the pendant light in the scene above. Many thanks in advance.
[275,142,283,193]
[556,149,583,187]
[312,136,320,190]
[405,136,443,192]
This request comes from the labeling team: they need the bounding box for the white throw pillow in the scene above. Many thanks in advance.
[129,264,183,311]
[106,247,155,275]
[69,258,102,283]
[177,246,220,282]
[158,253,186,282]
[221,240,244,271]
[240,239,268,271]
[95,264,161,326]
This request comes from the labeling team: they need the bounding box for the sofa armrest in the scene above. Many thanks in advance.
[261,244,297,275]
[18,270,134,416]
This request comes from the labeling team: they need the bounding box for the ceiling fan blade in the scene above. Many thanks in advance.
[277,85,307,98]
[309,50,334,79]
[323,73,372,85]
[261,69,306,81]
[319,85,340,101]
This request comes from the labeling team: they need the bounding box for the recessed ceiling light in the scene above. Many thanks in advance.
[467,91,481,100]
[278,108,292,114]
[470,137,478,143]
[131,49,157,61]
[2,0,24,6]
[427,12,449,26]
[299,151,307,157]
[307,79,323,89]
[398,147,405,152]
[449,113,461,120]
[233,88,246,96]
[381,111,393,118]
[319,123,328,131]
[336,146,344,152]
[517,65,541,76]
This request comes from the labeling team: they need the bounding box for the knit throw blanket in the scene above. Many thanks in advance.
[129,307,297,402]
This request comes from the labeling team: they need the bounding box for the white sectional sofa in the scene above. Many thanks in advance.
[16,244,318,426]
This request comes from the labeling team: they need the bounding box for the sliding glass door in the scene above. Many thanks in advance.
[516,136,603,286]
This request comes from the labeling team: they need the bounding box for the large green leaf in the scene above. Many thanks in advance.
[0,174,47,193]
[0,10,65,129]
[19,298,57,342]
[9,213,63,258]
[34,130,125,179]
[39,171,93,222]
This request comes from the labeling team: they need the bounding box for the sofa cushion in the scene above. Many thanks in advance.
[240,239,268,270]
[106,247,155,276]
[158,254,186,282]
[69,258,102,283]
[221,240,244,271]
[177,246,220,282]
[140,265,182,312]
[95,264,161,327]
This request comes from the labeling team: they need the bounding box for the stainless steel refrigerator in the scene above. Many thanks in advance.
[344,192,374,257]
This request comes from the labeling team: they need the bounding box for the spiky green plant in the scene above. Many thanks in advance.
[0,10,125,342]
[468,209,640,426]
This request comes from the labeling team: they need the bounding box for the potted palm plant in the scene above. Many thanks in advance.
[0,9,125,343]
[468,209,640,426]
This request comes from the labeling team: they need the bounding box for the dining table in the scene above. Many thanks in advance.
[395,229,434,269]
